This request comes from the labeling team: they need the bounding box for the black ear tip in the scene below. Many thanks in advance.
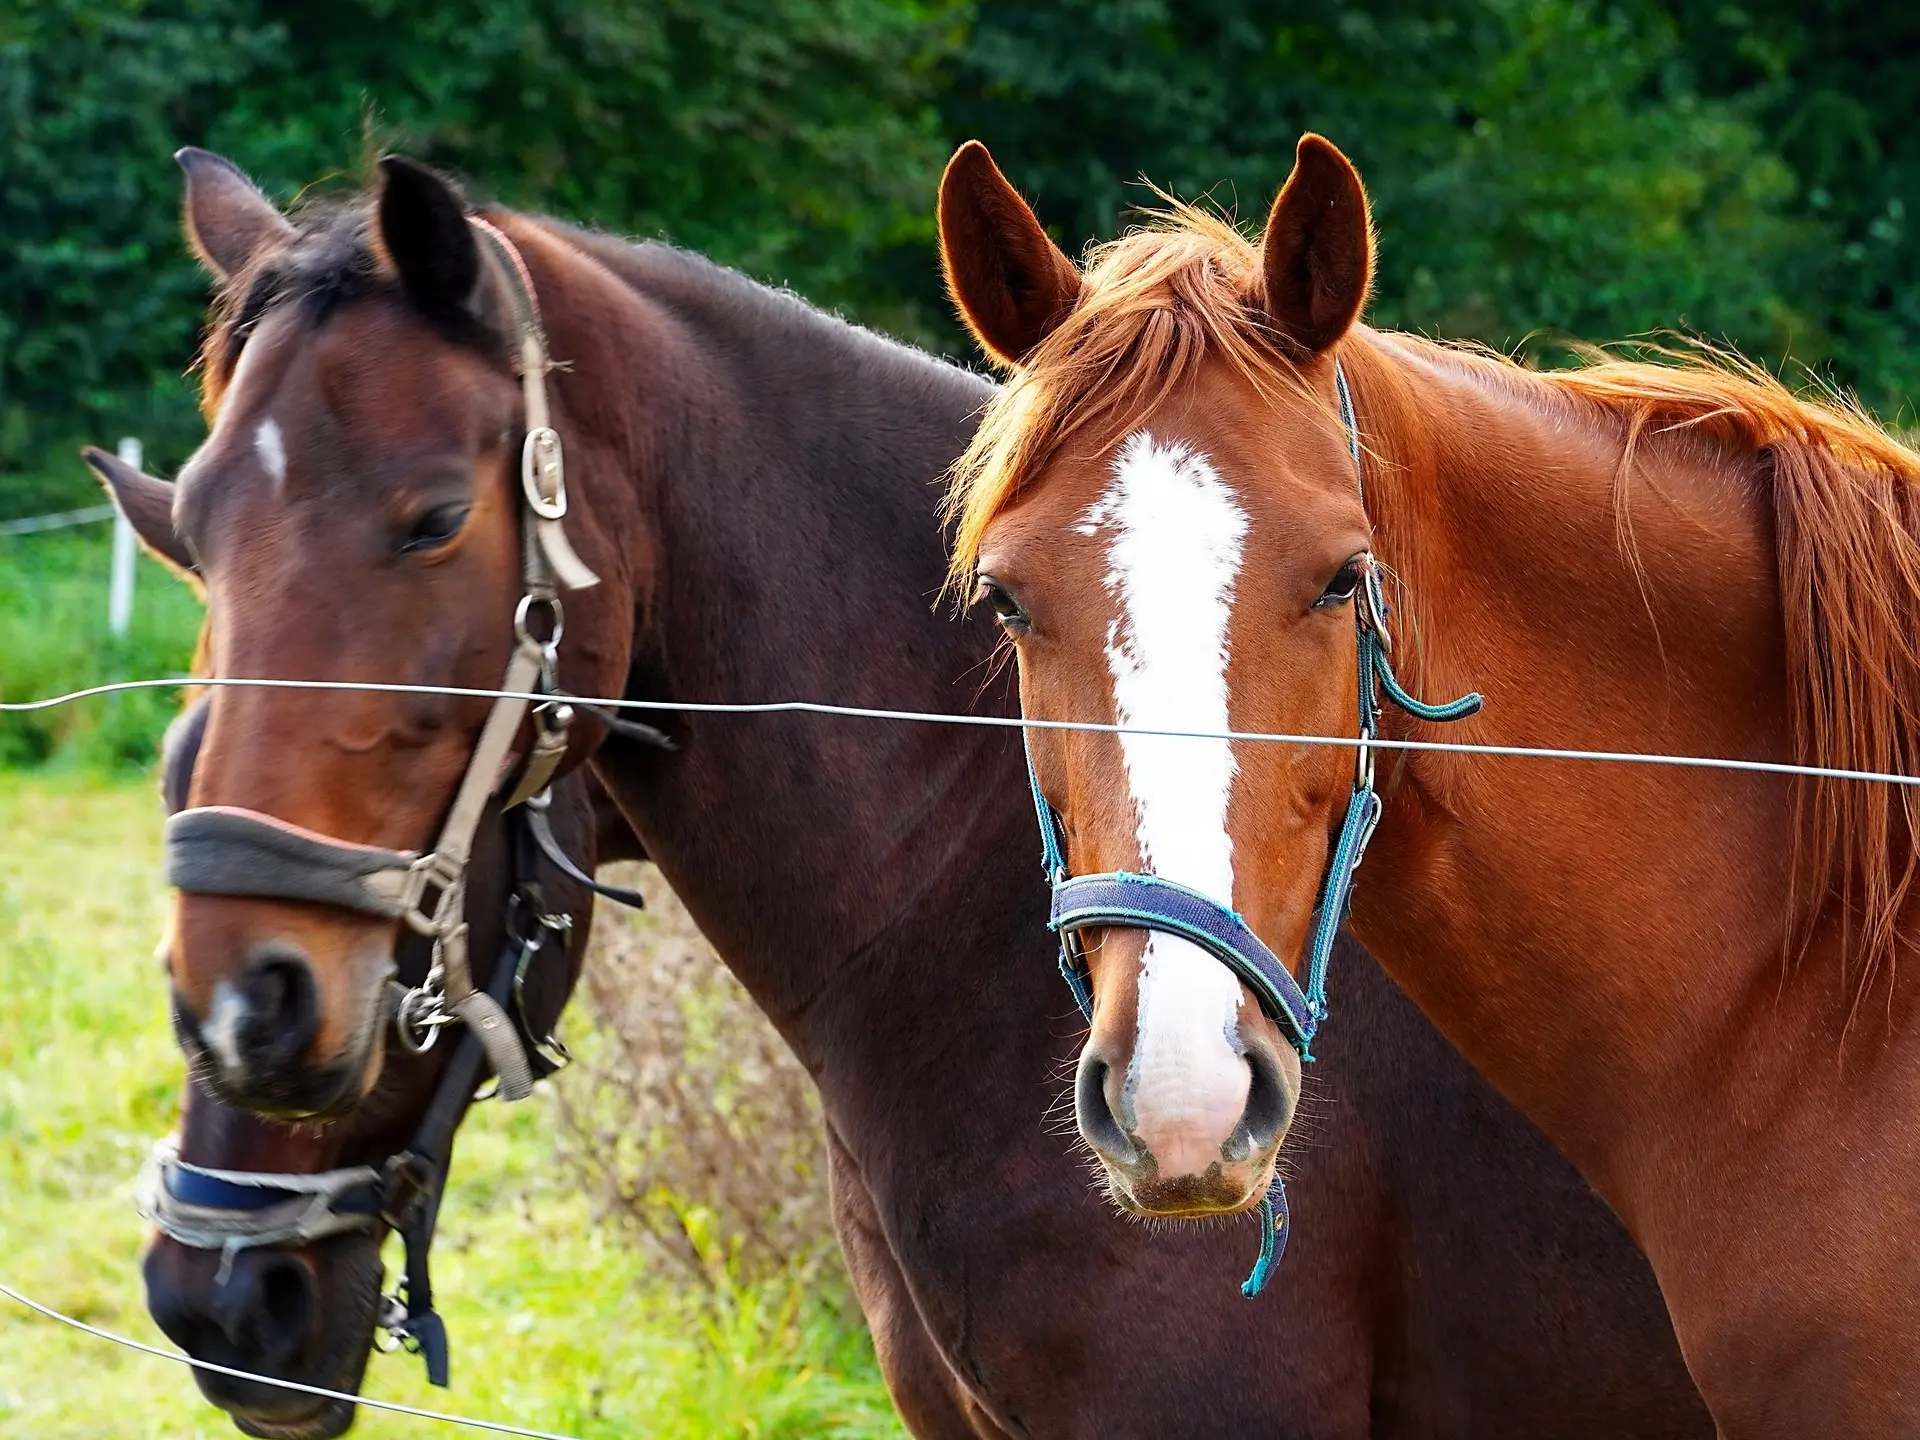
[378,154,445,192]
[80,444,113,477]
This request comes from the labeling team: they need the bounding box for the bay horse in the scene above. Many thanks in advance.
[93,146,1711,1435]
[938,133,1920,1435]
[128,688,623,1438]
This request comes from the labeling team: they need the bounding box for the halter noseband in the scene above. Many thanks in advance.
[1023,360,1483,1296]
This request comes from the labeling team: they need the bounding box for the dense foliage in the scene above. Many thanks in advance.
[1,0,1912,511]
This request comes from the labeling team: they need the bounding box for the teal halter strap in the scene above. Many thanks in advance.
[1021,358,1484,1297]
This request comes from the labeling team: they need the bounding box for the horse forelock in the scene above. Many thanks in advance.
[943,204,1327,600]
[197,194,503,418]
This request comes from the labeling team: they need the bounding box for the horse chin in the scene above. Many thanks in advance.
[1102,1159,1274,1220]
[230,1397,356,1440]
[192,1049,372,1122]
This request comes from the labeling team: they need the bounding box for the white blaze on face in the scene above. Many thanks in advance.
[254,417,287,490]
[1083,431,1251,1177]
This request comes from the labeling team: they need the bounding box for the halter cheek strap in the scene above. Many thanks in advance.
[1024,358,1483,1296]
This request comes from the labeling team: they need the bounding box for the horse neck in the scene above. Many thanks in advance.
[530,225,1065,1112]
[1336,329,1850,1190]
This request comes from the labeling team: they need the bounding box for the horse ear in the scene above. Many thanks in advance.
[81,446,196,576]
[1260,134,1373,355]
[176,148,295,283]
[377,155,481,323]
[938,141,1082,367]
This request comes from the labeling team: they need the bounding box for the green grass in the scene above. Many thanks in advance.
[0,525,205,770]
[0,771,903,1438]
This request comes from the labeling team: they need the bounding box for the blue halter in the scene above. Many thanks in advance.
[1023,361,1483,1296]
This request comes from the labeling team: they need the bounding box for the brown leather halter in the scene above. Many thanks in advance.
[163,218,603,1099]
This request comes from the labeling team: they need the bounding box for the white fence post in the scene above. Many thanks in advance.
[109,437,140,637]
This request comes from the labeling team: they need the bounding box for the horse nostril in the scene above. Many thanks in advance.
[215,1252,317,1363]
[171,990,208,1055]
[253,1257,317,1360]
[1075,1047,1138,1165]
[1234,1035,1295,1159]
[241,955,319,1070]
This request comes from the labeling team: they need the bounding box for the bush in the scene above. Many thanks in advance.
[555,864,838,1291]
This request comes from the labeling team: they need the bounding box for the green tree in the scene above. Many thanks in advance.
[0,0,277,495]
[1668,0,1919,419]
[939,0,1803,368]
[0,0,958,510]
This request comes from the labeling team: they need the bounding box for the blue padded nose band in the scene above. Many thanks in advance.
[1049,872,1317,1052]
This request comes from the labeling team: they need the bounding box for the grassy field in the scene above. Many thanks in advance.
[0,524,204,770]
[0,771,902,1439]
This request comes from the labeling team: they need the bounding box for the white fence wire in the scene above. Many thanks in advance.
[0,1279,584,1439]
[0,503,117,536]
[2,671,1918,789]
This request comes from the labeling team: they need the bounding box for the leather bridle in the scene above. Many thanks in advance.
[139,807,581,1386]
[161,215,653,1098]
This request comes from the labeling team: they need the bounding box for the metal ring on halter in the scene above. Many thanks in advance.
[393,986,448,1054]
[514,592,564,651]
[375,1294,408,1353]
[520,426,566,519]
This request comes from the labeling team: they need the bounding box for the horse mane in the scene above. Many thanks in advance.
[947,203,1920,1010]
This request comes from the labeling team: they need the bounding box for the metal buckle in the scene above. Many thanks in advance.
[1359,555,1393,654]
[521,426,566,519]
[375,1292,409,1353]
[376,1286,430,1358]
[506,893,574,1075]
[399,853,465,937]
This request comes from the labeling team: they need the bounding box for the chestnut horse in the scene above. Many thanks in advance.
[939,133,1920,1435]
[130,690,620,1438]
[94,147,1711,1435]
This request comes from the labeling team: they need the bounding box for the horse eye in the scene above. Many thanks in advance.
[1315,556,1366,609]
[399,503,470,555]
[973,574,1030,634]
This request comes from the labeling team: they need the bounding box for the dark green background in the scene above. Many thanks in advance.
[3,0,1913,513]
